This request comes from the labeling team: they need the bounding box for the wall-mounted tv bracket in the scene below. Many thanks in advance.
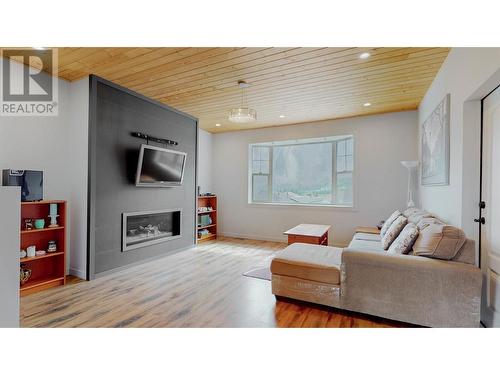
[131,132,179,146]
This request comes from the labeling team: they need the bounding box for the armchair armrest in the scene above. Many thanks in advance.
[340,249,482,327]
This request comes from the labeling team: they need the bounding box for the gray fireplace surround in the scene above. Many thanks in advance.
[88,75,197,279]
[122,209,182,252]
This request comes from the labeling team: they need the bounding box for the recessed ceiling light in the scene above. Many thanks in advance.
[215,123,221,127]
[363,102,371,107]
[279,115,285,118]
[359,52,370,59]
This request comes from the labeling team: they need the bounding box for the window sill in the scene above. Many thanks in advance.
[247,201,357,211]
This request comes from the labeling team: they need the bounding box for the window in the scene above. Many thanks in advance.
[249,136,354,206]
[251,146,271,201]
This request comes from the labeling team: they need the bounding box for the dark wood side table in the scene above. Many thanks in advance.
[284,224,331,246]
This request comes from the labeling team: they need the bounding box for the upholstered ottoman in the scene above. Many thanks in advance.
[271,243,343,308]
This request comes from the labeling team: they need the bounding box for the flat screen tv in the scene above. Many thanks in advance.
[135,144,187,187]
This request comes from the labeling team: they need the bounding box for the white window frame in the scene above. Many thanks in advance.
[248,135,355,208]
[250,145,272,202]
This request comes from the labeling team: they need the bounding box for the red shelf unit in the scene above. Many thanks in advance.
[20,200,66,296]
[197,195,217,243]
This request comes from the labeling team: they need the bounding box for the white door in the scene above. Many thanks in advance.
[481,85,500,327]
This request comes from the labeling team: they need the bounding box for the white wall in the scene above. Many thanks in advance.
[0,64,73,273]
[212,111,418,246]
[198,129,213,194]
[0,187,20,327]
[0,67,71,202]
[0,60,89,278]
[418,48,500,243]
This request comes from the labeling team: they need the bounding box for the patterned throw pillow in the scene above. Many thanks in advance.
[388,223,419,254]
[407,210,434,224]
[403,207,420,218]
[380,210,402,237]
[381,215,408,250]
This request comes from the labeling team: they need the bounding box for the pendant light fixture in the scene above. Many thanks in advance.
[228,80,257,123]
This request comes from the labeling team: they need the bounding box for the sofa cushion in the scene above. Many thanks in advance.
[347,239,384,252]
[381,215,408,250]
[270,243,342,284]
[413,223,466,260]
[388,223,419,254]
[353,232,382,242]
[380,210,402,237]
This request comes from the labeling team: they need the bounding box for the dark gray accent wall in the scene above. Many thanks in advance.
[87,76,198,278]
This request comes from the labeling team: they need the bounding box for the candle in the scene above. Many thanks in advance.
[50,203,58,216]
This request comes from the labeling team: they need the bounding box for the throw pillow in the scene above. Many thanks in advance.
[407,210,434,224]
[388,223,419,254]
[403,207,420,218]
[381,215,408,250]
[413,223,466,260]
[380,210,402,237]
[416,217,444,231]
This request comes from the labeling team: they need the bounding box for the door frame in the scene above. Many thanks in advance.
[479,83,500,267]
[456,68,500,271]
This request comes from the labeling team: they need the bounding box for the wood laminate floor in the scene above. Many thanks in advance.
[21,237,409,328]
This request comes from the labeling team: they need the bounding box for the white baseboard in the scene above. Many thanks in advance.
[69,268,87,280]
[219,231,286,243]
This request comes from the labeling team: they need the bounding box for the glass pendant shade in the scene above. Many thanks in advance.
[228,107,257,123]
[228,80,257,123]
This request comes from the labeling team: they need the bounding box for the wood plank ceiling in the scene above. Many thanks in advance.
[55,47,449,132]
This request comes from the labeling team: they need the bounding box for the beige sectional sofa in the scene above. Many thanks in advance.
[271,208,482,327]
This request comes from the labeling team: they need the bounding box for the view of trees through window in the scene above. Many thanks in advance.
[249,136,354,206]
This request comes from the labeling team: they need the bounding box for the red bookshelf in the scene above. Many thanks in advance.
[197,195,217,243]
[20,200,66,296]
